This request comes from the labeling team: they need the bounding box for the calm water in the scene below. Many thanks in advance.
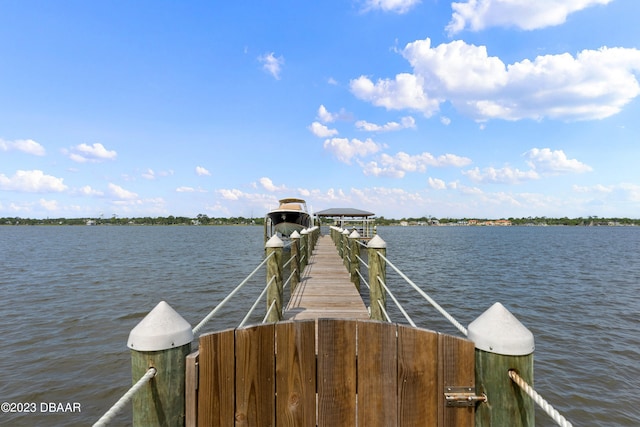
[0,225,638,426]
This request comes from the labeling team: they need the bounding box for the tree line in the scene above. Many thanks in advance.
[2,214,639,226]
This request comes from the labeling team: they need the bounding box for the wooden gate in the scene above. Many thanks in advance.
[186,319,475,426]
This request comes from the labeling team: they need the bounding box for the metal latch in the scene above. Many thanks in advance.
[444,386,487,407]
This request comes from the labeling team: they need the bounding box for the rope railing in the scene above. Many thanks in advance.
[509,370,573,427]
[283,253,295,269]
[262,299,277,323]
[357,268,369,289]
[376,251,468,336]
[283,268,295,291]
[377,276,416,327]
[192,251,274,336]
[92,367,156,427]
[377,300,391,322]
[239,275,275,328]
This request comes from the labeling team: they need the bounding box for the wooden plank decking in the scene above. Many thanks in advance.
[284,235,369,320]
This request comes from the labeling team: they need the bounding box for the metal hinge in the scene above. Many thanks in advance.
[444,386,487,407]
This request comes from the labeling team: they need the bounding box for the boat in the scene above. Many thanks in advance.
[266,198,312,237]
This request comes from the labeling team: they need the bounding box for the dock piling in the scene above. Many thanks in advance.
[468,302,535,427]
[265,235,284,322]
[290,230,301,293]
[127,301,193,427]
[348,230,361,291]
[367,234,387,321]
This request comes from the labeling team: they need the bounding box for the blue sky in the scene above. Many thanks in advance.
[1,0,639,219]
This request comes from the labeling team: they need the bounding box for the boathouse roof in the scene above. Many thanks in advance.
[315,208,375,217]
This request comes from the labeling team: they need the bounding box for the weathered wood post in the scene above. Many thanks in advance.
[312,225,319,248]
[265,235,284,322]
[342,228,350,268]
[127,301,193,427]
[348,230,361,292]
[290,230,301,293]
[300,228,309,272]
[307,228,315,263]
[468,302,535,427]
[367,234,387,321]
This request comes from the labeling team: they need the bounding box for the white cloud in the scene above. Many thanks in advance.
[463,166,540,184]
[0,170,68,192]
[77,185,103,196]
[363,151,472,177]
[362,0,421,14]
[108,183,138,200]
[142,169,156,180]
[350,73,441,116]
[218,188,245,201]
[463,148,591,184]
[259,177,286,192]
[355,116,416,132]
[0,138,46,156]
[176,186,206,193]
[447,0,614,35]
[39,198,60,211]
[309,121,339,137]
[573,184,613,193]
[317,105,338,123]
[323,137,384,164]
[258,52,284,80]
[525,148,592,174]
[196,166,211,176]
[428,177,447,190]
[66,143,117,163]
[356,38,640,121]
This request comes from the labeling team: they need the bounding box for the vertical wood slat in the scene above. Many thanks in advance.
[397,325,439,426]
[317,319,357,426]
[357,321,398,427]
[185,351,199,427]
[197,329,235,426]
[438,334,476,427]
[235,323,276,427]
[193,320,476,427]
[275,321,316,427]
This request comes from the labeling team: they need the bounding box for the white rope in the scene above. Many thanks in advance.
[508,370,573,427]
[283,253,294,268]
[356,254,368,269]
[262,299,277,323]
[192,252,273,336]
[357,269,369,289]
[377,300,391,322]
[283,269,294,290]
[239,276,274,328]
[377,252,468,336]
[92,367,156,427]
[377,276,416,327]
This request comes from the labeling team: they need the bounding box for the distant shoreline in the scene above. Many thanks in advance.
[2,216,640,227]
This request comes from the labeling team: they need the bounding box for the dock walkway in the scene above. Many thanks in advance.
[284,235,369,320]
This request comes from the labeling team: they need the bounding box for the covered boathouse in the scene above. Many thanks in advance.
[315,207,376,239]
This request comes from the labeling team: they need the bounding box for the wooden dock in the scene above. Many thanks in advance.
[284,235,369,320]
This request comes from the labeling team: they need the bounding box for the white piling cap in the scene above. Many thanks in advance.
[127,301,192,351]
[342,229,350,235]
[290,230,301,238]
[349,230,361,239]
[300,228,309,234]
[265,234,284,248]
[467,302,534,356]
[367,234,387,249]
